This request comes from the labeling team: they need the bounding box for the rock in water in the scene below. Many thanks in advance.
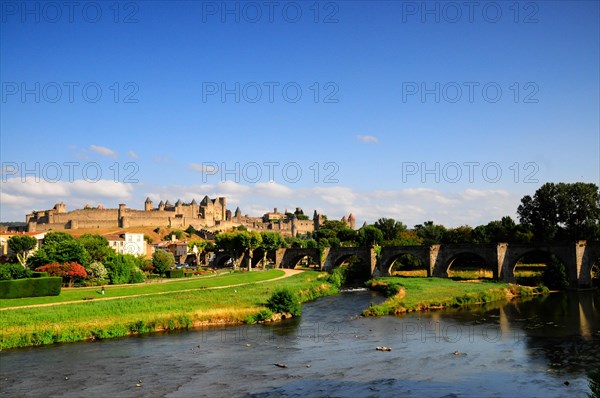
[376,346,392,352]
[274,363,288,368]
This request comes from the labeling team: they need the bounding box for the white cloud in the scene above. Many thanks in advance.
[2,178,133,199]
[188,163,218,173]
[254,182,293,198]
[127,151,139,159]
[90,145,117,158]
[357,135,379,143]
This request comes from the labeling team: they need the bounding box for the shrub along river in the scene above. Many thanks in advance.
[1,288,599,397]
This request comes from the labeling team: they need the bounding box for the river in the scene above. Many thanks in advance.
[1,289,599,397]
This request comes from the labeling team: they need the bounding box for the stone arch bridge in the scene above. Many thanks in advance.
[222,241,599,289]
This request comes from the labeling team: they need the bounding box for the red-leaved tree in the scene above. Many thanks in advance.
[37,262,88,285]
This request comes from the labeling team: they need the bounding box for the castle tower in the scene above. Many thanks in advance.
[118,203,127,228]
[175,199,183,214]
[291,213,297,237]
[144,197,153,211]
[234,206,242,222]
[348,213,356,229]
[54,202,66,213]
[313,210,323,230]
[191,198,198,217]
[158,200,165,211]
[218,197,227,221]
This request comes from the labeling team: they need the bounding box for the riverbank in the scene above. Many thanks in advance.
[0,270,339,350]
[363,277,548,316]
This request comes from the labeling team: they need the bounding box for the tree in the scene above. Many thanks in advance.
[163,230,185,241]
[313,221,356,247]
[27,237,90,269]
[239,231,262,270]
[42,231,75,246]
[104,254,142,284]
[543,255,569,290]
[414,221,447,245]
[442,225,474,244]
[518,182,600,241]
[337,228,358,245]
[7,235,38,267]
[373,218,407,241]
[357,226,384,247]
[152,250,175,276]
[77,234,113,263]
[36,262,88,285]
[215,231,262,269]
[185,225,197,235]
[473,216,533,244]
[187,239,207,265]
[259,232,287,267]
[284,236,305,248]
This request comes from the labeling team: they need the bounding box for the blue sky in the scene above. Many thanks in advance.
[1,1,599,227]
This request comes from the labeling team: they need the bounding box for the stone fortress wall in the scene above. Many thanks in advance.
[26,197,356,237]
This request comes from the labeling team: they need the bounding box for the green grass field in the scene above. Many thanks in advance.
[0,271,337,349]
[0,270,285,309]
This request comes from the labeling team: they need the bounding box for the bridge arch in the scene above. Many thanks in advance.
[212,251,236,268]
[280,248,321,269]
[501,243,574,284]
[322,247,375,275]
[583,242,600,287]
[433,244,500,279]
[376,246,431,277]
[388,253,428,277]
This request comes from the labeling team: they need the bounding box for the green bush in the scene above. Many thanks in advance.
[326,267,349,288]
[152,250,175,276]
[129,267,146,284]
[104,254,138,284]
[0,263,33,280]
[0,277,62,299]
[266,289,302,316]
[245,308,273,323]
[165,269,184,278]
[86,261,108,280]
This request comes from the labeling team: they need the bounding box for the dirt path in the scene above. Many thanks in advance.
[1,269,303,311]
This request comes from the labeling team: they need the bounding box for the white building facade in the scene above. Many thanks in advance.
[108,233,147,256]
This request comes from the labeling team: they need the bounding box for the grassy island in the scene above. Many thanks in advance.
[363,277,548,316]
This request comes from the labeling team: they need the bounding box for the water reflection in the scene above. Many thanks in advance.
[0,290,598,397]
